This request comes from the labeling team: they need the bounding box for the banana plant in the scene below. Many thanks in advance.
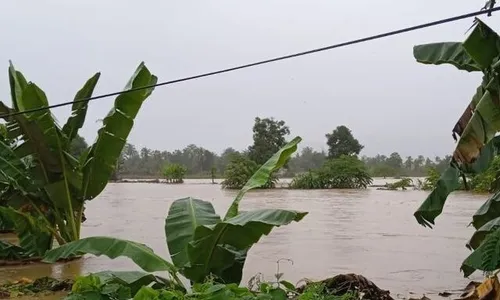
[412,19,500,276]
[43,137,307,288]
[0,61,157,259]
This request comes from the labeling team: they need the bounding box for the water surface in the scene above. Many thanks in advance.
[0,179,489,299]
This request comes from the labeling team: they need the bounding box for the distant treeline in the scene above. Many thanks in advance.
[106,143,449,179]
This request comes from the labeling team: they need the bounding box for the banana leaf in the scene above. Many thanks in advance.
[0,206,52,257]
[413,42,481,72]
[472,191,500,230]
[452,21,500,165]
[461,228,500,277]
[467,216,500,250]
[62,73,101,144]
[414,137,500,227]
[224,136,301,220]
[8,60,28,112]
[42,236,183,287]
[91,271,178,295]
[83,62,157,200]
[0,139,33,191]
[183,208,307,283]
[165,197,221,268]
[0,240,27,260]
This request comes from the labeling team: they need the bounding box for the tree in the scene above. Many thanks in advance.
[386,152,403,170]
[404,156,413,171]
[325,125,363,159]
[248,117,290,165]
[69,135,88,157]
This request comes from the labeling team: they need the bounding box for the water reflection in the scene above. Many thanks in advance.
[0,180,489,298]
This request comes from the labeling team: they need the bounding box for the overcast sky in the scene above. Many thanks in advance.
[0,1,497,158]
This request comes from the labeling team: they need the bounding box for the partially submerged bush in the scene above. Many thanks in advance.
[290,155,372,189]
[221,153,277,189]
[162,163,187,183]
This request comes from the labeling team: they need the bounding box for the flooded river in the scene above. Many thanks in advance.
[0,179,490,298]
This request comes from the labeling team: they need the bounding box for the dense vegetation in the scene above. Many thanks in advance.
[412,20,500,277]
[0,62,156,260]
[162,163,187,183]
[110,127,452,181]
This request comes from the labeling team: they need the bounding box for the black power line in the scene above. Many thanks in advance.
[2,6,499,119]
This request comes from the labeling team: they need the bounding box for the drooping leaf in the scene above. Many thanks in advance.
[224,136,301,220]
[83,62,157,200]
[452,21,500,165]
[165,197,221,269]
[0,139,32,191]
[472,191,500,230]
[0,240,27,260]
[184,208,307,283]
[414,124,500,228]
[468,216,500,250]
[62,73,101,143]
[413,166,461,227]
[413,42,481,72]
[462,228,500,277]
[462,19,500,70]
[0,206,52,257]
[91,271,177,295]
[42,236,183,287]
[452,80,486,140]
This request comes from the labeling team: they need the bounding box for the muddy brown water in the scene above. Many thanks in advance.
[0,178,490,299]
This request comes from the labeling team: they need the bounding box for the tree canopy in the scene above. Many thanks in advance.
[325,125,363,159]
[248,117,290,165]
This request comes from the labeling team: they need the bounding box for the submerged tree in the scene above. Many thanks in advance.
[325,125,363,159]
[0,61,157,260]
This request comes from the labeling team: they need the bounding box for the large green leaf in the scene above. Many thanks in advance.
[472,191,500,230]
[413,42,481,72]
[467,216,500,250]
[461,228,500,277]
[42,236,183,287]
[0,139,32,191]
[83,62,157,200]
[184,208,307,283]
[414,137,500,227]
[414,166,461,228]
[462,19,500,70]
[91,271,178,295]
[224,136,301,220]
[165,197,221,269]
[62,73,101,143]
[8,60,28,112]
[0,240,27,260]
[0,206,52,257]
[452,21,500,165]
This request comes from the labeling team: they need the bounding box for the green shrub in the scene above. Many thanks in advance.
[290,155,372,189]
[221,153,277,189]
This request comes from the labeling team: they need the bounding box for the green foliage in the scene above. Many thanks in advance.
[470,156,500,193]
[0,62,155,259]
[221,153,278,190]
[163,163,187,183]
[290,155,372,189]
[64,273,359,300]
[43,138,306,289]
[385,177,412,190]
[421,167,441,190]
[248,117,290,165]
[412,20,500,276]
[325,126,363,159]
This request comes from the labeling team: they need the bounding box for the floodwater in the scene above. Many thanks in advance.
[0,178,490,299]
